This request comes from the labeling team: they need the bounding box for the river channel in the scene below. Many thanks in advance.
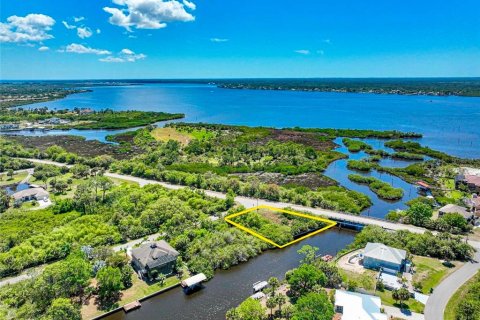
[103,228,355,320]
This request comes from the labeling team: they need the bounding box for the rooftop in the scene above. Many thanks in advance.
[131,240,179,270]
[364,242,406,265]
[464,175,480,186]
[12,187,49,200]
[335,289,387,320]
[439,204,472,219]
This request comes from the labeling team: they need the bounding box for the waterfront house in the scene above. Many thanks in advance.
[334,290,387,320]
[455,174,480,193]
[12,187,49,205]
[438,204,473,220]
[362,242,406,272]
[131,241,179,280]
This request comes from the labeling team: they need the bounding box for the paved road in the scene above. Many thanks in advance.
[26,158,480,247]
[424,250,480,320]
[105,172,430,234]
[0,265,45,288]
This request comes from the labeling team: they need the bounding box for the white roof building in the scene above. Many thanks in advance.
[12,187,49,203]
[335,290,387,320]
[363,242,407,271]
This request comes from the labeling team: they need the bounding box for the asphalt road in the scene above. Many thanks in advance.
[424,250,480,320]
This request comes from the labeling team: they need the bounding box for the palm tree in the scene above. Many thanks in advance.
[266,296,277,318]
[276,294,286,313]
[268,276,280,297]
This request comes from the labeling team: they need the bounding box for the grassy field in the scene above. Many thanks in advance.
[339,268,376,291]
[412,256,463,294]
[0,171,28,186]
[376,290,425,313]
[81,270,185,319]
[440,178,465,201]
[151,127,193,145]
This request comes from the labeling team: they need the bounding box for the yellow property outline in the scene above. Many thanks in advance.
[224,205,337,248]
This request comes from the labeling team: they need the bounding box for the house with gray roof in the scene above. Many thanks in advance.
[131,240,179,280]
[362,242,407,272]
[12,187,49,204]
[438,204,473,220]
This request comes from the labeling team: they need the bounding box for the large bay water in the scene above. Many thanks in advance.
[19,83,480,159]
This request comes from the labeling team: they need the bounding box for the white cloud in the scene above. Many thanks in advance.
[294,50,310,55]
[62,21,76,29]
[104,0,196,31]
[74,16,85,23]
[100,48,146,62]
[38,46,49,51]
[77,27,93,39]
[65,43,111,55]
[317,50,325,55]
[121,48,134,55]
[0,14,55,43]
[210,37,228,42]
[96,28,101,34]
[322,39,331,44]
[182,0,196,10]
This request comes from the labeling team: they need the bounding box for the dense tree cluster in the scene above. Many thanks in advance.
[348,174,404,200]
[230,209,328,246]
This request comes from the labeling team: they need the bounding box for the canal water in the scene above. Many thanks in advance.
[11,83,480,159]
[323,138,420,219]
[103,228,355,320]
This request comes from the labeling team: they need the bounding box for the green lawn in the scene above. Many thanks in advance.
[376,290,425,314]
[339,269,376,291]
[82,269,188,319]
[412,256,462,294]
[339,268,425,313]
[0,171,28,186]
[440,178,465,201]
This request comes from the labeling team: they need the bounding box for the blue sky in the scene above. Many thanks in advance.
[1,0,479,79]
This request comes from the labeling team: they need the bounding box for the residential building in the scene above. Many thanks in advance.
[465,194,480,217]
[334,290,387,320]
[362,242,407,272]
[455,174,480,193]
[12,187,49,204]
[438,204,473,220]
[131,240,179,280]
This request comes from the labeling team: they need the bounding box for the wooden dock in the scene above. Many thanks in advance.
[123,301,141,312]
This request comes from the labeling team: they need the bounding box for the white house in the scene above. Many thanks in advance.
[12,188,49,204]
[335,290,387,320]
[363,242,407,272]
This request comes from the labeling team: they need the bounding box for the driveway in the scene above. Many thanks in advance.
[112,233,162,257]
[384,306,424,320]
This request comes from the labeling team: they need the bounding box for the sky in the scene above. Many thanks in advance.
[1,0,479,80]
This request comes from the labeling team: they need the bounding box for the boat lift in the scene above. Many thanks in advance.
[181,273,207,290]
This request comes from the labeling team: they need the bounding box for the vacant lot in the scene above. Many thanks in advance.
[151,127,193,145]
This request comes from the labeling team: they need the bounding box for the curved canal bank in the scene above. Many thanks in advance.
[101,228,355,320]
[323,138,420,219]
